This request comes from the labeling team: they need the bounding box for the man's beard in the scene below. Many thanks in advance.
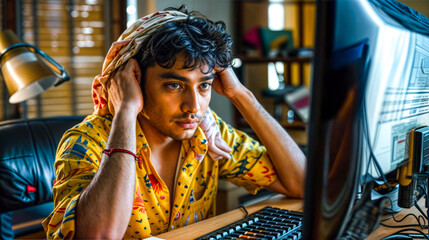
[141,110,202,141]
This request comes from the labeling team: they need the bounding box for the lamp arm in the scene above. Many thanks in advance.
[0,42,69,86]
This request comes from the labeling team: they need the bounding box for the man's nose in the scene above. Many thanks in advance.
[181,88,200,114]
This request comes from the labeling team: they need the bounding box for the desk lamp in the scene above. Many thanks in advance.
[0,29,69,103]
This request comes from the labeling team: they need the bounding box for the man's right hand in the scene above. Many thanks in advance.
[77,58,142,239]
[108,58,143,117]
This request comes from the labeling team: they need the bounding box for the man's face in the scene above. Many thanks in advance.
[141,54,214,140]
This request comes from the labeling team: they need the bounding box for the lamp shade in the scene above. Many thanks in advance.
[0,30,69,103]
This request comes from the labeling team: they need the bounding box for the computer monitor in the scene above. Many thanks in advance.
[303,0,429,239]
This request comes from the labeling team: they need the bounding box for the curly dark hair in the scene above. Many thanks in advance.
[134,5,233,92]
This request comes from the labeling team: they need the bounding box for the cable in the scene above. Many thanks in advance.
[237,205,248,217]
[419,215,427,229]
[415,202,428,220]
[380,222,426,228]
[362,149,373,188]
[418,184,428,202]
[362,99,389,187]
[361,102,373,186]
[382,228,429,240]
[381,234,413,239]
[380,212,425,228]
[417,182,429,238]
[361,98,391,191]
[380,197,426,229]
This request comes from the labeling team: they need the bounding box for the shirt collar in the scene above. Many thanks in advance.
[135,121,208,163]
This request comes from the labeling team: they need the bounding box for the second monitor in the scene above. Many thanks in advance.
[304,0,429,239]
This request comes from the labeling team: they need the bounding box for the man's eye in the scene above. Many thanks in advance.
[200,82,212,90]
[166,83,181,90]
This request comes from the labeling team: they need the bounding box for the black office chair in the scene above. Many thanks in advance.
[0,116,84,239]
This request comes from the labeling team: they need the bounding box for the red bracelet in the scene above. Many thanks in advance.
[102,148,143,169]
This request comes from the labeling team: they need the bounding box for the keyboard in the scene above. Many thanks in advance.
[195,206,303,240]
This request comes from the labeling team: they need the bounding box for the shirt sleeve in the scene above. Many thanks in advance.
[213,112,278,195]
[42,129,103,239]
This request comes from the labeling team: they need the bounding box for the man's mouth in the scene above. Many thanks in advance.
[175,119,199,129]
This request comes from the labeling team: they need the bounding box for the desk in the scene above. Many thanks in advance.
[155,195,428,239]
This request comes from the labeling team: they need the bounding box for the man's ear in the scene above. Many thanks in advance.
[139,71,150,120]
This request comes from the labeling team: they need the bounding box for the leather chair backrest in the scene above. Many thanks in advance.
[0,116,84,213]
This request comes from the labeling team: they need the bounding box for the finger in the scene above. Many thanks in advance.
[135,66,142,85]
[208,139,225,160]
[214,66,226,73]
[217,151,231,160]
[211,75,224,95]
[111,64,126,82]
[106,80,112,91]
[129,59,142,84]
[208,145,231,161]
[215,136,233,153]
[122,59,136,74]
[116,61,127,73]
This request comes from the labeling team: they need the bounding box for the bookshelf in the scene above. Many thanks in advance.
[231,1,315,146]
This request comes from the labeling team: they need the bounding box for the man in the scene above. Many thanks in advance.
[43,6,305,239]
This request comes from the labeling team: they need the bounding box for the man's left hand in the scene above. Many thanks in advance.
[213,67,246,100]
[199,108,232,160]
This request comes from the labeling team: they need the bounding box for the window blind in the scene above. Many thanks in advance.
[22,0,106,118]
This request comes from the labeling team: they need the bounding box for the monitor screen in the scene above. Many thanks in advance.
[303,0,429,239]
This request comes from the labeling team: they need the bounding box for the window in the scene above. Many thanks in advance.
[22,0,107,118]
[126,0,137,28]
[267,2,285,90]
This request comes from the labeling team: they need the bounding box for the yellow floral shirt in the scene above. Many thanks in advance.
[42,112,278,239]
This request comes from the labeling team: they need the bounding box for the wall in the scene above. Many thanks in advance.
[398,0,429,18]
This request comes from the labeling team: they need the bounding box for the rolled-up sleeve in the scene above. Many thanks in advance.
[42,131,102,239]
[214,112,277,195]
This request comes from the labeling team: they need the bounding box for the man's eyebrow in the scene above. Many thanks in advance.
[160,72,216,82]
[201,73,216,81]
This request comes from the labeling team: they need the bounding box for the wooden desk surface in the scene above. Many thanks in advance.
[155,195,428,239]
